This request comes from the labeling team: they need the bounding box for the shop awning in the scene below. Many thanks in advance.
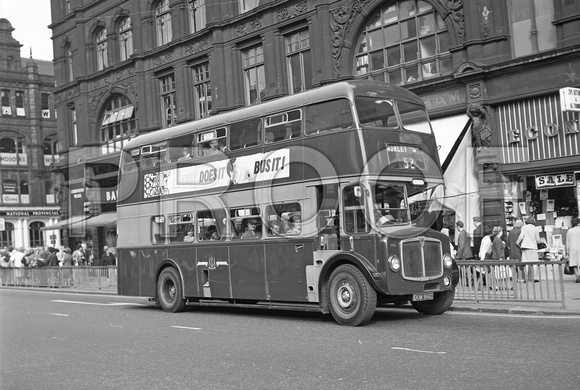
[82,212,117,228]
[40,215,89,231]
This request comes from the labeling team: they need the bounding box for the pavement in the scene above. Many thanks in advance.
[3,274,580,317]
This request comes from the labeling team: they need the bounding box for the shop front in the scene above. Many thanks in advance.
[498,90,580,258]
[0,207,61,249]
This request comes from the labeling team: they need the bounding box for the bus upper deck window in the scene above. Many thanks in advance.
[397,101,432,134]
[354,97,398,129]
[304,99,353,135]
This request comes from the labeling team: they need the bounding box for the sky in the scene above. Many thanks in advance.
[1,1,54,61]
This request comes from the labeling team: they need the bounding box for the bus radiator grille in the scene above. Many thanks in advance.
[400,239,443,280]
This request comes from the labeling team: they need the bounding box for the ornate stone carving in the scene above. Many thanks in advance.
[469,83,481,99]
[438,0,465,45]
[153,51,174,67]
[91,67,136,91]
[277,1,308,22]
[54,86,80,104]
[185,37,209,55]
[330,0,366,76]
[235,18,262,36]
[87,78,138,124]
[466,103,491,151]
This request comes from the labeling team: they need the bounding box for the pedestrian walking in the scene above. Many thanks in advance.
[472,216,483,259]
[455,221,473,260]
[517,217,541,282]
[565,217,580,283]
[507,220,524,281]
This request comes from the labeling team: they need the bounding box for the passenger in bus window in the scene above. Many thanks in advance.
[241,218,262,239]
[207,225,220,240]
[183,229,195,242]
[177,145,192,161]
[268,220,282,236]
[204,139,223,156]
[286,216,302,235]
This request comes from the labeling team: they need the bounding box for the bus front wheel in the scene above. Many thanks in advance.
[411,290,454,315]
[326,264,377,326]
[157,267,187,313]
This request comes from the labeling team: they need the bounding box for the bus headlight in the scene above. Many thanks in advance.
[443,276,451,286]
[443,253,453,269]
[388,255,401,272]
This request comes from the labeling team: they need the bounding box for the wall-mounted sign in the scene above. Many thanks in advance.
[560,87,580,112]
[535,173,576,189]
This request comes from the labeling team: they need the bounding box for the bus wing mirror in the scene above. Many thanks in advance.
[354,186,362,198]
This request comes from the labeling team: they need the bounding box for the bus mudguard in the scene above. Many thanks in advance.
[317,251,386,313]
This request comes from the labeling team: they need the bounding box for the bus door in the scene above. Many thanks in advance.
[340,184,377,262]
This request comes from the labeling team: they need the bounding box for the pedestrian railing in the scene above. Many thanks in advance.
[455,260,567,309]
[0,266,117,291]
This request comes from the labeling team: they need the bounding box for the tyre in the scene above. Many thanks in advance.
[157,267,187,313]
[411,290,455,315]
[326,264,377,326]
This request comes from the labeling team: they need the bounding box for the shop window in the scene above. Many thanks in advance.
[354,1,451,85]
[0,137,27,166]
[29,222,45,248]
[0,222,14,248]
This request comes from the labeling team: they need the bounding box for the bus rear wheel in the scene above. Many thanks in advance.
[157,267,187,313]
[411,290,454,315]
[327,264,377,326]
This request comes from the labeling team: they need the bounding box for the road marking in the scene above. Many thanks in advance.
[392,347,446,354]
[50,313,69,317]
[172,326,202,330]
[52,300,146,306]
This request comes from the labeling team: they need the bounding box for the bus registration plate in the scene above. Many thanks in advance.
[412,292,434,301]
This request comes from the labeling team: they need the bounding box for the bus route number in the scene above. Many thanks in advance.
[386,144,426,170]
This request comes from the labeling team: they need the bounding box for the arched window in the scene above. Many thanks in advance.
[156,0,172,46]
[66,47,74,82]
[96,28,109,70]
[0,136,27,166]
[100,94,137,154]
[0,222,14,248]
[119,17,133,61]
[43,136,59,166]
[29,222,45,248]
[0,137,16,153]
[354,1,452,85]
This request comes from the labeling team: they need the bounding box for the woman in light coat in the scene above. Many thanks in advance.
[517,217,541,282]
[565,217,580,283]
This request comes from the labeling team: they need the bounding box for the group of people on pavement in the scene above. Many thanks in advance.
[0,244,116,270]
[451,215,580,288]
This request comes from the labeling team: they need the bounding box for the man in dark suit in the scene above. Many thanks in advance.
[472,216,483,259]
[455,221,473,260]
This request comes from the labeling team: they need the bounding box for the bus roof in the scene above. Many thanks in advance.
[123,80,424,150]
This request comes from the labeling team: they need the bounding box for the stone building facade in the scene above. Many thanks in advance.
[48,0,580,254]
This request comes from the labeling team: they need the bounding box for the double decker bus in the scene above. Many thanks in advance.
[117,80,458,326]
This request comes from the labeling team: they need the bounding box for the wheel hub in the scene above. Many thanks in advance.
[337,282,355,308]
